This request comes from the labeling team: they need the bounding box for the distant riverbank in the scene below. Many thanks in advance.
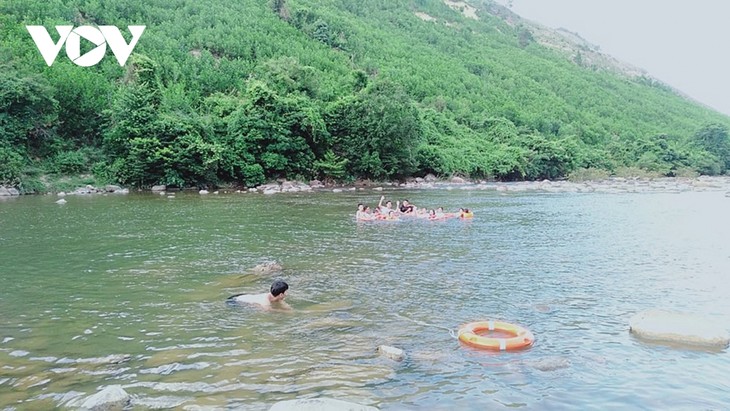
[3,175,730,199]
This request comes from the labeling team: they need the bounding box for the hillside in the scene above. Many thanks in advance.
[1,0,729,191]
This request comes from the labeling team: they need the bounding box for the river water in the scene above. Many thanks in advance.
[1,186,729,410]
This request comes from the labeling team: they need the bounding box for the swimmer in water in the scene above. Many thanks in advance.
[227,280,291,310]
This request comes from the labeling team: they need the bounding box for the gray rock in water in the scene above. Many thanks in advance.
[72,385,130,410]
[269,398,378,411]
[73,186,94,195]
[629,309,730,348]
[525,357,570,372]
[56,199,67,205]
[376,345,405,362]
[0,186,10,196]
[151,185,166,192]
[251,261,283,274]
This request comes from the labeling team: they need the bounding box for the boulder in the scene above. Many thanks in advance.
[251,261,283,274]
[309,180,324,188]
[424,173,437,182]
[0,186,10,196]
[105,185,123,193]
[199,190,209,195]
[73,187,91,195]
[270,398,378,411]
[56,199,67,205]
[376,345,405,361]
[258,183,281,193]
[450,176,466,184]
[72,385,130,410]
[151,185,166,192]
[281,181,296,191]
[7,187,20,196]
[629,309,730,348]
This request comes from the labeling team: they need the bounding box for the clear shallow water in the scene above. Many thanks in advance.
[1,188,729,410]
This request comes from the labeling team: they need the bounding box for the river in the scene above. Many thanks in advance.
[1,185,729,410]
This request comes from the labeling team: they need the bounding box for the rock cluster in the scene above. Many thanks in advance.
[57,185,130,196]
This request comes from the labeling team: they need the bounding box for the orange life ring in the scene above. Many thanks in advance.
[458,320,534,351]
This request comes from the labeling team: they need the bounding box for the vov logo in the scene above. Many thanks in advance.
[26,25,145,67]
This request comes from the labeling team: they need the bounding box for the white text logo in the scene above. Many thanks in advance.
[26,25,146,67]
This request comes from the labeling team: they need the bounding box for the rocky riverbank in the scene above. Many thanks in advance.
[250,175,730,196]
[2,176,730,198]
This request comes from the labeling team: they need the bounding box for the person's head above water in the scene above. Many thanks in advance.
[270,280,289,302]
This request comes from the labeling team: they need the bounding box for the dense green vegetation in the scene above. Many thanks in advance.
[1,0,729,191]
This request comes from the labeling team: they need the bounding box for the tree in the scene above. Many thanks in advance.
[227,80,327,180]
[0,65,58,156]
[693,123,730,172]
[327,80,423,180]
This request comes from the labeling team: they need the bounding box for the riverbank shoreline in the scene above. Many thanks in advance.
[2,175,730,198]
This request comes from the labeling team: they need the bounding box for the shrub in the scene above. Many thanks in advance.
[0,145,24,185]
[51,150,88,174]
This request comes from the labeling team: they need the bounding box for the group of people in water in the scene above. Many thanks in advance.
[229,196,474,311]
[356,195,473,221]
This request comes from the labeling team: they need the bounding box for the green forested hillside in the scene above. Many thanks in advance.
[1,0,729,191]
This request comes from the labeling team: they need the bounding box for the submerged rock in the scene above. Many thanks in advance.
[376,345,405,362]
[525,357,570,372]
[269,398,378,411]
[251,261,283,274]
[629,309,730,348]
[70,385,130,410]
